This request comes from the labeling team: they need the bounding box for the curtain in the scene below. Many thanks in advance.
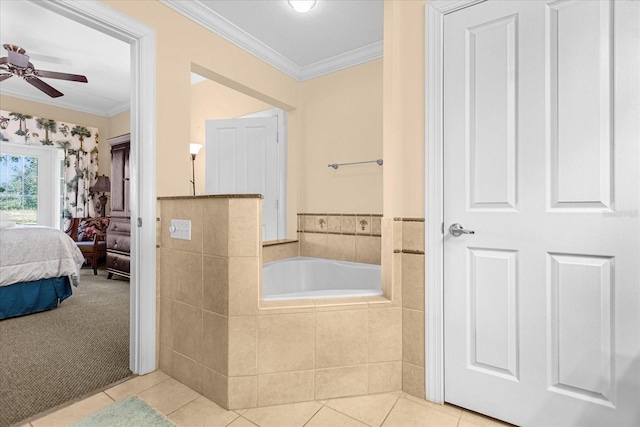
[0,110,100,219]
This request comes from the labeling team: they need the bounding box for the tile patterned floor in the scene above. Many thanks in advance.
[22,371,512,427]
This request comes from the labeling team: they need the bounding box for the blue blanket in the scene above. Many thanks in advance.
[0,277,72,320]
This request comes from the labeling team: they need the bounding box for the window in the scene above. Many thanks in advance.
[0,143,60,227]
[0,154,39,224]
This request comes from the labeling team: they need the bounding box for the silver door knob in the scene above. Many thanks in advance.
[449,223,475,237]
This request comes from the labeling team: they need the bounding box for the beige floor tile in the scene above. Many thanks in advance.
[401,394,463,418]
[138,378,200,415]
[228,417,260,426]
[105,370,170,401]
[461,410,515,426]
[382,398,459,427]
[305,407,369,427]
[243,401,322,427]
[31,393,114,427]
[168,396,239,427]
[235,409,249,415]
[326,393,398,427]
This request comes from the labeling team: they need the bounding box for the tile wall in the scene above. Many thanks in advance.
[157,196,262,410]
[157,198,422,410]
[396,218,426,399]
[156,200,403,411]
[262,240,298,264]
[297,213,382,265]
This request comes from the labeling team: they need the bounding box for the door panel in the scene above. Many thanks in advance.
[467,247,519,380]
[443,1,639,425]
[547,0,613,210]
[467,14,518,210]
[205,116,278,241]
[547,253,614,406]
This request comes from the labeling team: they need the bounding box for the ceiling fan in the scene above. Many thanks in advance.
[0,44,88,98]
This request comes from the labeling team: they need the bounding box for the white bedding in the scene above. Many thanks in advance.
[0,226,85,287]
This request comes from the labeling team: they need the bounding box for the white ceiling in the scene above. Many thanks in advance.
[162,0,384,80]
[0,1,131,117]
[0,0,383,117]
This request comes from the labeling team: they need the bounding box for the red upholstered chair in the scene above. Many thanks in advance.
[65,217,109,275]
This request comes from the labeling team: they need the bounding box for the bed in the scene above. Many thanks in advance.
[0,225,85,320]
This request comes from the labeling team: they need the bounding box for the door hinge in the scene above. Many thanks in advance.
[137,217,142,227]
[441,222,444,234]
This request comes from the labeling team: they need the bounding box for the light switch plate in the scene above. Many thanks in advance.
[169,219,191,240]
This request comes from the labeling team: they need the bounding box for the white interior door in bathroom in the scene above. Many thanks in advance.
[443,1,639,425]
[205,116,279,240]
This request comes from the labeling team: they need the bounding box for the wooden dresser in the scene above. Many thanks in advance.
[106,133,131,279]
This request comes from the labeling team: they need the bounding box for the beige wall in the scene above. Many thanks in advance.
[299,60,383,214]
[190,79,274,196]
[103,0,300,202]
[109,110,131,140]
[0,94,129,177]
[383,0,426,218]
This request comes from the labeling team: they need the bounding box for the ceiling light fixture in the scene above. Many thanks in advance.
[288,0,316,13]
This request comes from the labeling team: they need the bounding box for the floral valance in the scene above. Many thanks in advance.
[0,110,100,219]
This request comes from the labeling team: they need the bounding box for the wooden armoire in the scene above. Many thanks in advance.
[106,133,131,279]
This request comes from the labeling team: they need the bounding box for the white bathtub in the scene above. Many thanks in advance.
[262,256,382,301]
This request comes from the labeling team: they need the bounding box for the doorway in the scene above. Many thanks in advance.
[37,0,157,375]
[426,0,639,425]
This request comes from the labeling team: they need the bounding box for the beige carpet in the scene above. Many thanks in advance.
[0,267,131,427]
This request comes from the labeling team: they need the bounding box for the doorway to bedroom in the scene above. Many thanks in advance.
[0,1,155,425]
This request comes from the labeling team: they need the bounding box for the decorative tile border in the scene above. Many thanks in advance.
[393,249,425,255]
[298,213,383,236]
[401,249,425,255]
[401,218,425,222]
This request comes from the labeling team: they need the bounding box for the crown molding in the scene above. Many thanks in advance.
[159,0,301,80]
[105,99,131,117]
[0,87,123,117]
[300,41,383,80]
[160,0,382,81]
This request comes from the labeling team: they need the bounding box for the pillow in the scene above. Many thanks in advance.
[77,217,110,241]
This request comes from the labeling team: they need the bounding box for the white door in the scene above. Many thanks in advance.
[205,116,279,241]
[443,1,639,426]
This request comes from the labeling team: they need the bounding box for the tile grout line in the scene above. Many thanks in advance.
[124,375,172,401]
[323,404,378,427]
[160,391,202,419]
[379,394,401,426]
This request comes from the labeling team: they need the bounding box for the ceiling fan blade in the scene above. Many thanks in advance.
[25,77,64,98]
[0,74,12,82]
[36,69,88,83]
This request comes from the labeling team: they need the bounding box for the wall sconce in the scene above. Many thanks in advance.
[0,116,9,130]
[90,174,111,217]
[189,143,203,196]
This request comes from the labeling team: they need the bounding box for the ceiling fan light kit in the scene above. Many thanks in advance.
[0,44,88,98]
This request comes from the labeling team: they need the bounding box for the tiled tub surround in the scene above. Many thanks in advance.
[298,213,382,265]
[157,198,402,411]
[262,239,298,264]
[394,218,426,399]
